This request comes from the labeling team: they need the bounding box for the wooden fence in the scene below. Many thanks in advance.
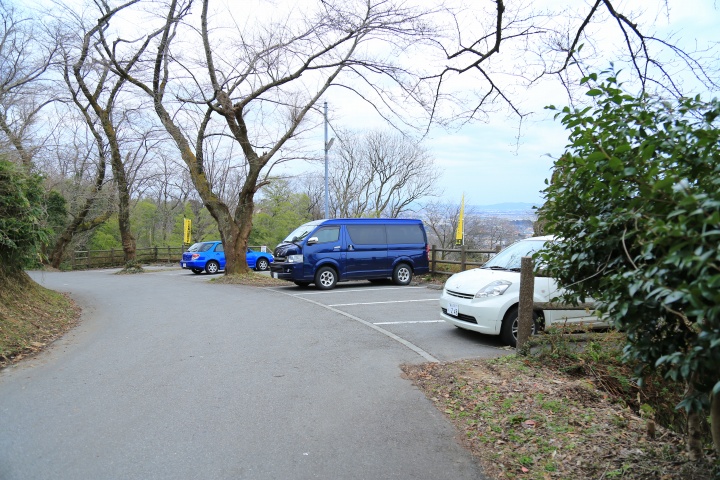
[69,244,499,272]
[68,245,266,270]
[429,244,502,275]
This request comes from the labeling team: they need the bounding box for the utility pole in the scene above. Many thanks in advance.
[324,101,334,219]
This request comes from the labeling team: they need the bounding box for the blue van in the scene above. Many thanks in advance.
[270,218,430,289]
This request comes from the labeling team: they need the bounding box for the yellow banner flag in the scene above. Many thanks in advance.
[455,194,464,246]
[183,218,192,244]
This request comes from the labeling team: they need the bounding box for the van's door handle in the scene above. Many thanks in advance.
[348,245,354,251]
[333,246,340,251]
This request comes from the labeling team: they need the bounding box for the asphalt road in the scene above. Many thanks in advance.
[0,267,506,480]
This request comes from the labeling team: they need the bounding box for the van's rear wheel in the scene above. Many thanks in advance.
[500,306,538,348]
[315,266,337,290]
[393,263,412,286]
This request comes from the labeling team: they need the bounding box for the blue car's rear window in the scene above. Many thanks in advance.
[188,242,215,252]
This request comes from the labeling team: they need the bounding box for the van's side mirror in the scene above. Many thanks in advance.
[307,236,319,245]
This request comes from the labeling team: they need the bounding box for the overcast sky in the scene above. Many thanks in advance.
[300,0,720,208]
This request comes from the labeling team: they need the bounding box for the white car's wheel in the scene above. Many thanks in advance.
[500,306,537,347]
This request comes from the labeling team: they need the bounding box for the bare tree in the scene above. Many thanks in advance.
[466,215,518,250]
[95,0,440,274]
[0,2,112,267]
[36,0,716,275]
[53,0,171,262]
[43,112,114,268]
[421,199,461,254]
[425,1,720,125]
[298,174,324,221]
[324,129,440,217]
[143,151,192,245]
[0,1,56,167]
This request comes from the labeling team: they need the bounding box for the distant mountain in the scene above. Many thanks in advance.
[471,202,540,212]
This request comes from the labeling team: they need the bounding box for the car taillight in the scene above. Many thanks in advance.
[192,254,200,260]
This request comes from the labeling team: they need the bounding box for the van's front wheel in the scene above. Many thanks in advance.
[315,266,337,290]
[393,263,412,286]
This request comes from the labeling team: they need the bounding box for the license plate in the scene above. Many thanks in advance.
[447,303,459,316]
[182,263,186,268]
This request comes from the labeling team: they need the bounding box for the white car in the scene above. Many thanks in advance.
[439,235,602,347]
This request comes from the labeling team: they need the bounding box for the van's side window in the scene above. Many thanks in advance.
[346,225,387,244]
[386,225,425,244]
[314,227,340,243]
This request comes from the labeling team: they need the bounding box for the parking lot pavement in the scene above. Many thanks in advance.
[70,269,509,362]
[14,269,490,480]
[269,281,510,363]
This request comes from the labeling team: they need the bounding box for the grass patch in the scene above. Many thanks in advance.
[0,270,80,368]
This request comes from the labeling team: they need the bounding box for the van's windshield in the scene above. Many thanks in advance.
[282,221,323,243]
[482,239,549,271]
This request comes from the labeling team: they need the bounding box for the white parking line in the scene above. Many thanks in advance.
[374,320,444,325]
[329,299,438,307]
[291,286,426,295]
[267,287,439,363]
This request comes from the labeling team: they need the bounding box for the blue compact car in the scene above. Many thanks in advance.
[180,241,274,274]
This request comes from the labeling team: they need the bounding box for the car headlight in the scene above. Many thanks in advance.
[286,254,304,263]
[474,280,511,298]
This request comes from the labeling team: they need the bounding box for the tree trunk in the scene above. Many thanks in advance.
[685,381,704,461]
[224,190,254,275]
[712,390,720,455]
[107,138,135,262]
[516,256,535,350]
[48,167,109,268]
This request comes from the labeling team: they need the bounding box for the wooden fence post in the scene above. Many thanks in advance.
[87,250,91,269]
[460,245,467,272]
[154,246,158,262]
[517,256,535,350]
[431,245,437,273]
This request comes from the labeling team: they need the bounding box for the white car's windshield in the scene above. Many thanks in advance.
[482,239,549,271]
[282,221,323,243]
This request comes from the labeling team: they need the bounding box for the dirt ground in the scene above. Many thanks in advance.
[402,357,718,480]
